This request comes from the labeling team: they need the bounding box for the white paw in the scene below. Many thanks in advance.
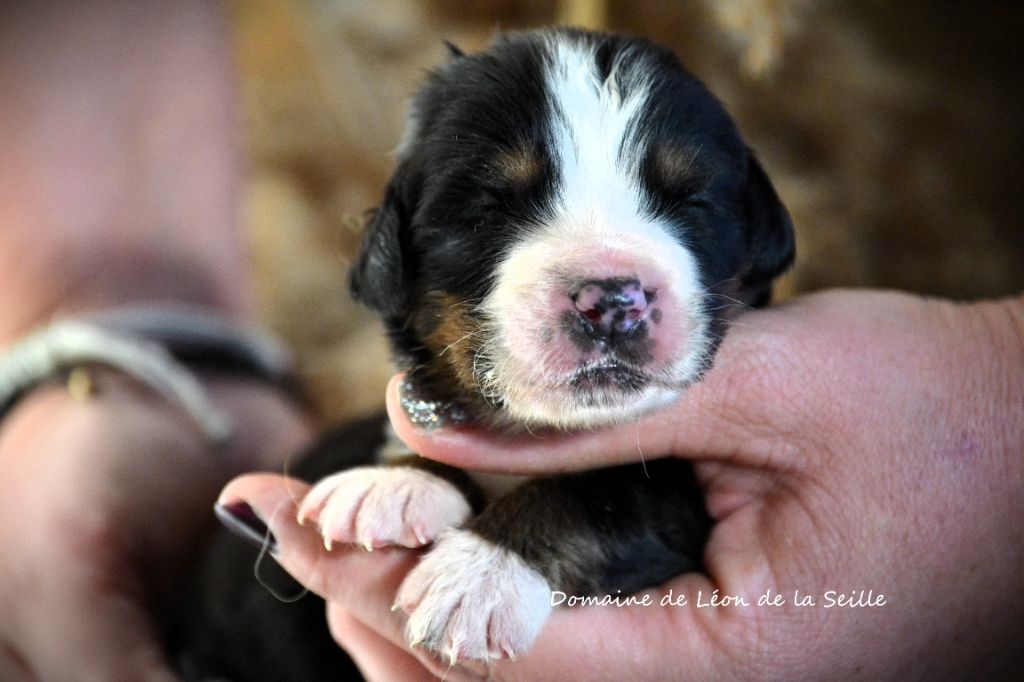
[395,529,552,663]
[297,467,471,551]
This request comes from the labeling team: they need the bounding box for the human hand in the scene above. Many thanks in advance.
[0,372,311,682]
[224,289,1024,680]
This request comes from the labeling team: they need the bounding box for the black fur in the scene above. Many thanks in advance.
[470,459,709,595]
[169,28,793,681]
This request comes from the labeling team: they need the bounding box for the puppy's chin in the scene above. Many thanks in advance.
[498,380,683,430]
[479,355,705,429]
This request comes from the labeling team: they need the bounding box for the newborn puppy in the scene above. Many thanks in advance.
[298,27,794,663]
[172,27,794,678]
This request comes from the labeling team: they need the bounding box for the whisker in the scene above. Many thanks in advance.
[438,329,483,357]
[634,417,650,479]
[705,292,752,310]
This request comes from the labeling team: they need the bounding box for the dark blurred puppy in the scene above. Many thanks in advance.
[172,27,794,679]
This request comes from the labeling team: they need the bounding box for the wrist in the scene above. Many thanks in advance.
[0,305,314,477]
[0,367,312,479]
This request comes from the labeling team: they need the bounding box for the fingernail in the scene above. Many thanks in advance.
[215,500,278,554]
[399,378,468,430]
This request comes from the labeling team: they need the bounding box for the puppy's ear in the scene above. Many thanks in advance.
[349,170,416,318]
[742,149,795,291]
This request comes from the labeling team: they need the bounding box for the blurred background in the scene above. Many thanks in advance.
[231,0,1024,424]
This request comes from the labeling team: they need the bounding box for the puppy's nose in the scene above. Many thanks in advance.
[573,278,649,338]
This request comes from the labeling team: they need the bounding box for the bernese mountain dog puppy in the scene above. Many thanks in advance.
[172,27,794,680]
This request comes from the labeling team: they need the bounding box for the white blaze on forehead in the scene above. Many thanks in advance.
[545,37,651,222]
[537,37,698,279]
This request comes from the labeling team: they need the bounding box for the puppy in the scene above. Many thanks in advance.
[172,27,793,679]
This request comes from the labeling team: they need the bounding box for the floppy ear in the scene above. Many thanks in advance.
[348,170,416,318]
[742,149,795,291]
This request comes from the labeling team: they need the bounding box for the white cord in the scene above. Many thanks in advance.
[0,320,233,445]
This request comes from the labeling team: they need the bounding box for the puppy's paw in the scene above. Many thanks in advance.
[297,467,471,551]
[396,529,552,663]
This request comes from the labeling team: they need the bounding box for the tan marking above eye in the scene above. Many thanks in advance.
[493,147,543,188]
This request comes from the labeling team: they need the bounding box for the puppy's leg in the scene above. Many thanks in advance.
[298,428,481,551]
[395,458,710,661]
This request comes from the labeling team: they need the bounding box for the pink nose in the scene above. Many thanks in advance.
[573,278,649,337]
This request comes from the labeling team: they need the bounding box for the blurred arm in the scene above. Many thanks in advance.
[0,0,248,344]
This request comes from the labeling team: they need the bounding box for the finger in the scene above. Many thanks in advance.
[329,578,729,682]
[218,473,419,608]
[384,372,695,474]
[327,606,440,682]
[328,589,491,682]
[489,572,738,681]
[222,474,476,678]
[385,310,804,475]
